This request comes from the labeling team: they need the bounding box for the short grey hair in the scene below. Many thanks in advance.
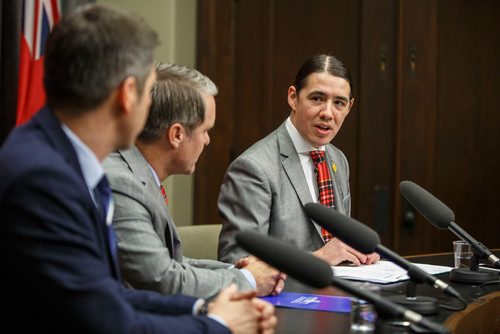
[138,63,218,142]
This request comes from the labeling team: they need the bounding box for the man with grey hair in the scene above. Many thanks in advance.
[104,63,286,300]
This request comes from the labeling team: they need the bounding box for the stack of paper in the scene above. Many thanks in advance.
[332,260,453,284]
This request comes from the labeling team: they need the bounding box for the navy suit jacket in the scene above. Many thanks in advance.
[0,107,228,333]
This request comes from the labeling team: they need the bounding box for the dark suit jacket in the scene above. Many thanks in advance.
[0,107,228,333]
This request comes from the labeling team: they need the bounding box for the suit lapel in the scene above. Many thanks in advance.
[277,123,314,207]
[35,107,120,278]
[324,146,345,215]
[118,146,180,259]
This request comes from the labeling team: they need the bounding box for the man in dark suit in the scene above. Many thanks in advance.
[0,4,275,333]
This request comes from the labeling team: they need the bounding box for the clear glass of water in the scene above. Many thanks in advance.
[350,282,380,333]
[453,240,473,268]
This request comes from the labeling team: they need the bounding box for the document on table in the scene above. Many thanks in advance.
[332,260,453,284]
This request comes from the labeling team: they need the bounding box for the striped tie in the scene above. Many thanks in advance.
[310,150,335,242]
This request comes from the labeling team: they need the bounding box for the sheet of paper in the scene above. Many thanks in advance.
[332,260,453,284]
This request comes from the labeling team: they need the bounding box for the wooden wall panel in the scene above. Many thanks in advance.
[232,0,273,158]
[357,0,397,247]
[397,0,439,255]
[195,0,236,225]
[434,0,500,250]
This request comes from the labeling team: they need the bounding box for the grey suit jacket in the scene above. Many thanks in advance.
[103,146,252,299]
[218,121,351,263]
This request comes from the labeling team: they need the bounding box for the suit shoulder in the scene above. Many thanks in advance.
[327,143,348,161]
[103,152,144,193]
[0,132,75,190]
[232,129,280,163]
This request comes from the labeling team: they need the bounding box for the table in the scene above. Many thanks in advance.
[272,250,500,333]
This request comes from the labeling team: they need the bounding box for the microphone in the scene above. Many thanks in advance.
[400,180,500,283]
[304,203,464,314]
[236,231,449,333]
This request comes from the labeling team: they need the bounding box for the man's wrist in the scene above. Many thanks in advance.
[195,299,228,328]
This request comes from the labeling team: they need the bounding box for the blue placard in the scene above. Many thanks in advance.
[260,292,352,313]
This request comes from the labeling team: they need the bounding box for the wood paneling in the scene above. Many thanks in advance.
[196,0,500,255]
[397,0,439,254]
[357,0,397,247]
[434,0,500,252]
[195,0,236,225]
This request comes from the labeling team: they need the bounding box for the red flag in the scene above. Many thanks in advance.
[16,0,60,126]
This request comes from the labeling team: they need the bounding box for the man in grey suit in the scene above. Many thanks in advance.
[104,63,285,300]
[218,54,380,266]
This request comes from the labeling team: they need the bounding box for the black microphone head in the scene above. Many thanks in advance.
[236,230,332,288]
[399,180,455,229]
[304,203,380,254]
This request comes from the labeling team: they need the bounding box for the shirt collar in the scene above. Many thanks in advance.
[148,164,161,188]
[61,124,104,190]
[285,117,326,154]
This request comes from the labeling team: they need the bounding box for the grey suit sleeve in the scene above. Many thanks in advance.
[110,175,252,300]
[217,156,273,263]
[183,257,232,269]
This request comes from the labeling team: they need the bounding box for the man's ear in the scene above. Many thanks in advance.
[287,86,297,110]
[166,123,185,148]
[347,97,355,114]
[116,76,138,115]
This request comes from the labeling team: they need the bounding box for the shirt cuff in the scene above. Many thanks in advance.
[192,298,205,315]
[193,298,229,329]
[239,268,257,289]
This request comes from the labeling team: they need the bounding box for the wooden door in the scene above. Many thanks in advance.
[396,0,500,255]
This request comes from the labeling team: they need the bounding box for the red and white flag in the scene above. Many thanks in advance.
[16,0,60,125]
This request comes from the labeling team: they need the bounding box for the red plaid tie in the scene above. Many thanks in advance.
[310,150,334,242]
[160,184,168,206]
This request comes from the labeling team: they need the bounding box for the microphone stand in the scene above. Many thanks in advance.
[379,247,439,315]
[386,267,439,315]
[450,251,499,284]
[331,277,449,333]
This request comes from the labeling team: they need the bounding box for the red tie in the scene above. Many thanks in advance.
[160,184,168,206]
[310,150,334,242]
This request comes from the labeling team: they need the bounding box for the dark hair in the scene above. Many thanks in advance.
[293,54,353,98]
[138,63,218,142]
[44,4,159,112]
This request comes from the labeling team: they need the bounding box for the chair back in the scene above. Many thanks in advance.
[176,224,222,260]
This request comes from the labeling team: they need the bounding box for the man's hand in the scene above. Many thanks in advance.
[252,297,277,334]
[313,238,379,266]
[234,255,258,269]
[364,252,380,265]
[244,260,286,296]
[208,284,277,334]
